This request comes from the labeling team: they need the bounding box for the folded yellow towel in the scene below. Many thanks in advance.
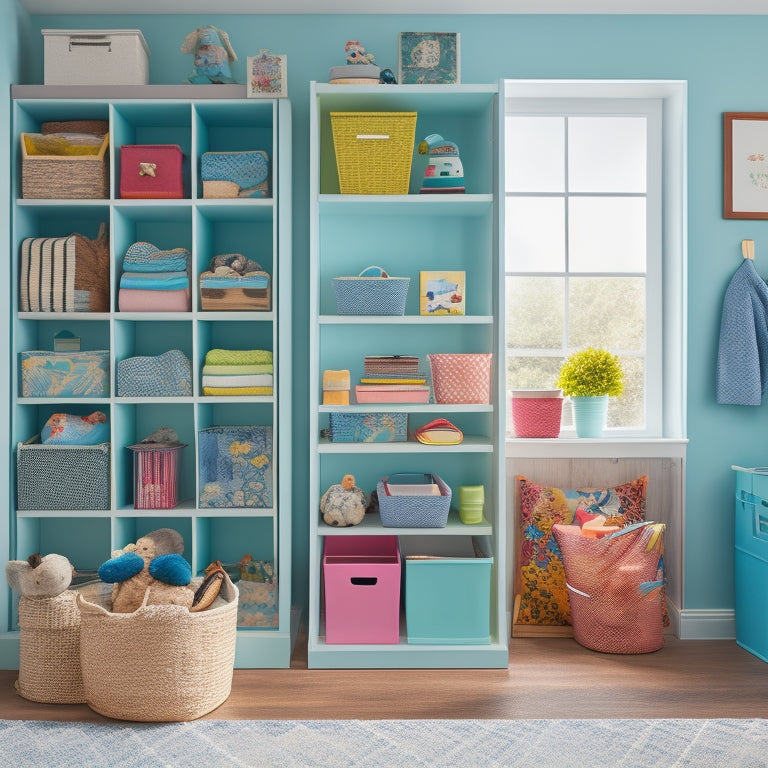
[205,349,273,366]
[203,386,273,396]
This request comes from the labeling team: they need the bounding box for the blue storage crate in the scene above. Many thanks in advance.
[402,535,492,645]
[734,467,768,662]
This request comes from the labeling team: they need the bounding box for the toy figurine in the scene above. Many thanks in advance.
[345,40,375,65]
[417,134,466,194]
[181,26,237,84]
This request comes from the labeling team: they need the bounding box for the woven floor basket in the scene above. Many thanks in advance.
[77,581,238,721]
[16,592,86,704]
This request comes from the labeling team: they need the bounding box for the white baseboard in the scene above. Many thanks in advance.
[678,608,735,640]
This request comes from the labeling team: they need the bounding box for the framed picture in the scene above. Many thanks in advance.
[398,32,460,85]
[724,112,768,219]
[247,50,287,98]
[419,270,465,316]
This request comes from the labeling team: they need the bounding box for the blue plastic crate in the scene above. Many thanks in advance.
[402,536,492,645]
[734,467,768,662]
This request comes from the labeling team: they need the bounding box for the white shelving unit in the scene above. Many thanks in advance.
[308,81,507,669]
[2,85,293,669]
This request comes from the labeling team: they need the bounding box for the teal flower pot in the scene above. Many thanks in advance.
[571,395,609,438]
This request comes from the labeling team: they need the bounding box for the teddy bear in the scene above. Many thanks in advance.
[320,474,366,527]
[97,528,194,613]
[5,552,86,703]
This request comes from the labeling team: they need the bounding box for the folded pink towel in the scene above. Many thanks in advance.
[118,287,191,312]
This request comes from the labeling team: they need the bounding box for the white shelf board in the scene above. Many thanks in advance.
[318,509,492,536]
[319,315,493,325]
[318,435,493,453]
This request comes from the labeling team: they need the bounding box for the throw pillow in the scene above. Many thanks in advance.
[515,475,648,626]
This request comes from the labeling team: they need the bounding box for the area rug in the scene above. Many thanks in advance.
[1,718,767,767]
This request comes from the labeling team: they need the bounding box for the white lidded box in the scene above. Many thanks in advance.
[42,29,150,86]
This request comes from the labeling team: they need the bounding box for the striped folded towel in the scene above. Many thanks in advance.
[119,272,190,291]
[201,374,273,388]
[203,386,273,396]
[202,364,273,376]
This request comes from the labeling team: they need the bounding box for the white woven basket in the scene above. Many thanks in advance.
[77,580,238,721]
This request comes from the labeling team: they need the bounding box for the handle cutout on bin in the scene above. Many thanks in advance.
[356,134,390,140]
[350,577,378,586]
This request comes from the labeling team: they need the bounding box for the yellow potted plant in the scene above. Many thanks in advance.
[555,347,624,437]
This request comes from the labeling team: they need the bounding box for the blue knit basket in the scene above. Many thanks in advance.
[377,474,452,528]
[332,276,409,315]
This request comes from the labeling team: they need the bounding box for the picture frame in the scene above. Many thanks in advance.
[247,50,287,98]
[419,270,465,316]
[398,32,460,85]
[724,112,768,219]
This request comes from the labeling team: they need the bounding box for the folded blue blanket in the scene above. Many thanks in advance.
[120,272,189,291]
[125,256,189,273]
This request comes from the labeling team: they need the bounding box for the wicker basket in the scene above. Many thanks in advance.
[332,275,409,315]
[329,411,407,442]
[21,132,110,199]
[511,390,563,438]
[330,112,417,194]
[428,353,493,405]
[377,474,452,528]
[15,591,86,704]
[77,581,238,721]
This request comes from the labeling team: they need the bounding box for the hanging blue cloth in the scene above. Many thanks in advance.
[716,258,768,405]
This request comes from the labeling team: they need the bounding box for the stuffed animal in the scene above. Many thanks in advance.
[98,528,194,613]
[181,26,237,84]
[345,40,375,65]
[320,474,366,527]
[6,553,85,703]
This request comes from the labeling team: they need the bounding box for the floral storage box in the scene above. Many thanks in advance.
[198,426,273,508]
[20,350,109,398]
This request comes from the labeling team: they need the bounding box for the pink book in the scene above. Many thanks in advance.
[355,385,430,404]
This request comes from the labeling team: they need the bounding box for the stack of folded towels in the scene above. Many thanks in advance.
[202,349,273,396]
[118,241,191,312]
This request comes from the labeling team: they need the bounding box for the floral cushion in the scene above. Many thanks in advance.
[515,475,648,626]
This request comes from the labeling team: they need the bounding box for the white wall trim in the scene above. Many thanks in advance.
[678,609,736,640]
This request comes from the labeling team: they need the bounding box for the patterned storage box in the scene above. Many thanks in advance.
[198,426,273,508]
[377,473,452,528]
[328,412,407,442]
[119,144,184,199]
[201,150,270,199]
[117,349,192,397]
[17,439,111,511]
[21,350,109,398]
[332,274,409,316]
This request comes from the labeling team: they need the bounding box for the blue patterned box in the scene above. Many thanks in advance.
[198,426,273,508]
[21,350,109,398]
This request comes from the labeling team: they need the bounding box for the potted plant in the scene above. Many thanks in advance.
[555,347,624,437]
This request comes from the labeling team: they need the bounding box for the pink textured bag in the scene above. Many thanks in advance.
[552,521,666,654]
[428,353,492,404]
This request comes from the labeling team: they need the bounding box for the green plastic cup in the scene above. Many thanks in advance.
[458,485,485,524]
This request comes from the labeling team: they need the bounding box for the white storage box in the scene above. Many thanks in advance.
[42,29,150,86]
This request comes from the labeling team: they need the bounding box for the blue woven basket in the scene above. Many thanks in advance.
[377,474,452,528]
[332,276,409,315]
[329,412,407,443]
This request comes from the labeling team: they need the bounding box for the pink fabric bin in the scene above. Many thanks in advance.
[323,535,401,644]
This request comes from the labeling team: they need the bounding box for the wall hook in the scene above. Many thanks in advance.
[742,239,755,260]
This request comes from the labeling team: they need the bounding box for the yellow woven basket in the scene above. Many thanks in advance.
[330,112,417,194]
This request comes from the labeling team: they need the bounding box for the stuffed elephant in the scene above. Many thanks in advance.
[181,26,237,84]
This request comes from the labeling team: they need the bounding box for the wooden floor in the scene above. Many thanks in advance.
[2,634,768,722]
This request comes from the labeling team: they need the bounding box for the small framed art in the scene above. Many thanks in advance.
[724,112,768,219]
[419,270,465,315]
[398,32,460,85]
[247,49,288,98]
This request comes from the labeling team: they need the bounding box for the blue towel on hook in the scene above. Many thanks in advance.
[716,258,768,405]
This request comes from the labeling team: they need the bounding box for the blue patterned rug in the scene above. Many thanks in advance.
[1,718,766,767]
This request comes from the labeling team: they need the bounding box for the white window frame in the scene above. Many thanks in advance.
[503,80,687,454]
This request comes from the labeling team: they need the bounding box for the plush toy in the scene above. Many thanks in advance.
[181,26,237,84]
[98,528,194,613]
[6,553,85,703]
[345,40,375,65]
[320,474,366,527]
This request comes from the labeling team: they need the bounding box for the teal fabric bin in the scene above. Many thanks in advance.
[403,536,492,645]
[734,467,768,663]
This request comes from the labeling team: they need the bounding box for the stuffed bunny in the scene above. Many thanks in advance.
[181,26,237,84]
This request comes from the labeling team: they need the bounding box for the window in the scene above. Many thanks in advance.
[503,81,686,440]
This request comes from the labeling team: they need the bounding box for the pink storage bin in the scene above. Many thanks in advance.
[428,353,493,404]
[323,535,401,644]
[511,389,563,438]
[129,444,184,510]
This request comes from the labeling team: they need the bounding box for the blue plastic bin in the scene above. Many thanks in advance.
[402,536,492,645]
[734,467,768,662]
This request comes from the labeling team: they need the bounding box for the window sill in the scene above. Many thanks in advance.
[505,436,688,460]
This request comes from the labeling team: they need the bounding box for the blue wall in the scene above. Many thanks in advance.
[8,12,768,614]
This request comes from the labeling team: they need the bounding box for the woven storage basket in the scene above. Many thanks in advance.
[329,411,407,442]
[21,132,109,199]
[332,275,409,315]
[377,474,452,528]
[330,112,417,194]
[77,580,238,721]
[16,591,86,704]
[511,390,563,438]
[428,353,493,405]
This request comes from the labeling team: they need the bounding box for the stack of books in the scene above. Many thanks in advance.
[355,355,431,403]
